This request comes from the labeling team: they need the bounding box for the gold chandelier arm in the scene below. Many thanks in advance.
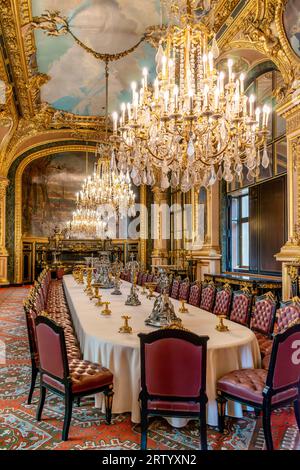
[32,10,147,63]
[67,28,147,62]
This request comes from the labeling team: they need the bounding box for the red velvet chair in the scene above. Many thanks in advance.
[188,281,202,307]
[276,299,300,334]
[213,284,232,317]
[24,303,39,404]
[138,328,209,450]
[229,288,252,326]
[170,278,181,300]
[250,292,277,358]
[178,278,190,302]
[216,323,300,450]
[199,282,216,312]
[35,316,114,441]
[141,273,148,286]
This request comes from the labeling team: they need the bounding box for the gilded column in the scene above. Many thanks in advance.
[0,176,9,285]
[151,187,169,268]
[188,182,221,281]
[275,99,300,299]
[139,185,147,268]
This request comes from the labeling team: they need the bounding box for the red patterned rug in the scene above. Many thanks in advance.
[0,287,299,450]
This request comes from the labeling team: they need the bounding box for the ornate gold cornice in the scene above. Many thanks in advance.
[218,0,300,94]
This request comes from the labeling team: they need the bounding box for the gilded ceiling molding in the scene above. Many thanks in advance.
[2,105,107,174]
[0,0,35,118]
[217,0,300,96]
[13,144,96,283]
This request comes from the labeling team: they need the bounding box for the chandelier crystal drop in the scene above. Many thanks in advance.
[112,0,271,192]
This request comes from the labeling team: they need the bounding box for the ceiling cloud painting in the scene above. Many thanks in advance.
[32,0,161,116]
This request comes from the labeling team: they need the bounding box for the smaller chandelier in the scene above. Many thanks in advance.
[77,144,136,217]
[111,1,271,192]
[69,208,108,238]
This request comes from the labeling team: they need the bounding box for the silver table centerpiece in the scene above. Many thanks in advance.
[124,254,141,306]
[145,268,181,327]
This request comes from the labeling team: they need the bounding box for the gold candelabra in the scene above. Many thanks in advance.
[179,299,189,313]
[215,315,229,332]
[119,315,132,333]
[101,301,112,316]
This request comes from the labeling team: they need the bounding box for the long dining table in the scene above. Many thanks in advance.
[63,274,260,426]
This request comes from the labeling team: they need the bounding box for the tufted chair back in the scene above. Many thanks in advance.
[147,273,155,283]
[141,273,148,286]
[178,278,190,301]
[35,316,69,383]
[139,329,209,399]
[250,292,277,336]
[213,284,232,316]
[229,288,252,326]
[137,272,144,286]
[188,282,202,307]
[170,278,181,300]
[199,282,216,312]
[277,299,300,334]
[267,323,300,393]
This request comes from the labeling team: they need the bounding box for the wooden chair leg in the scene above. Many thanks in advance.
[36,385,46,421]
[200,404,208,451]
[104,387,114,424]
[254,409,261,418]
[293,398,300,432]
[62,393,73,441]
[216,394,227,433]
[262,403,273,450]
[140,409,148,450]
[76,397,81,407]
[28,366,38,405]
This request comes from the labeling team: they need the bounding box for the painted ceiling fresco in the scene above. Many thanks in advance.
[32,0,161,116]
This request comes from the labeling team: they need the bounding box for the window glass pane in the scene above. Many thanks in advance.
[241,222,249,267]
[241,195,249,218]
[231,220,238,269]
[231,197,238,220]
[276,139,287,175]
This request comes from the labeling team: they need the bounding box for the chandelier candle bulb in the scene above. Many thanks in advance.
[255,107,261,126]
[162,55,167,78]
[228,59,233,82]
[112,112,118,133]
[249,95,255,118]
[202,53,207,77]
[240,73,245,93]
[173,84,179,111]
[208,51,213,74]
[142,67,148,89]
[154,78,159,100]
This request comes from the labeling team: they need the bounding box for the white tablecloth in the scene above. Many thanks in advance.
[63,275,260,426]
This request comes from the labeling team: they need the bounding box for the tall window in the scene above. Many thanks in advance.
[230,191,249,270]
[226,67,287,274]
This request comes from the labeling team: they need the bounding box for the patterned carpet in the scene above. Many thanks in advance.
[0,286,299,451]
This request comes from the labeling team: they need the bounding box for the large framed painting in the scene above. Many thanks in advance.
[283,0,300,57]
[22,151,97,237]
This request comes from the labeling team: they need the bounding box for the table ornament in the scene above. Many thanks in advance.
[141,285,147,295]
[215,315,229,332]
[95,293,104,307]
[178,299,189,313]
[145,282,157,299]
[111,273,122,295]
[119,315,132,334]
[84,267,94,297]
[101,301,112,316]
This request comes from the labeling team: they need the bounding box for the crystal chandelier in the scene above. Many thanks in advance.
[112,0,271,192]
[70,207,107,238]
[77,142,136,217]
